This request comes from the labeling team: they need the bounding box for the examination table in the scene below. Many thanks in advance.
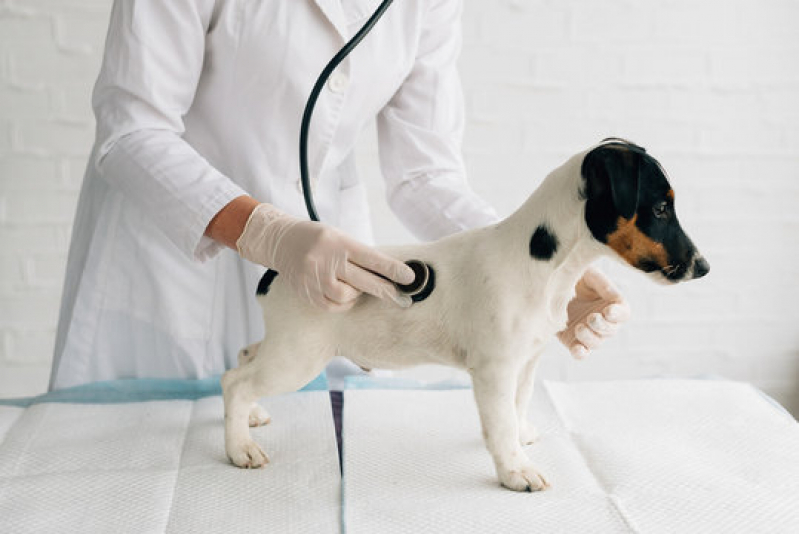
[1,377,797,533]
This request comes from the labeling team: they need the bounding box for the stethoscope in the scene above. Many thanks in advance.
[299,0,434,303]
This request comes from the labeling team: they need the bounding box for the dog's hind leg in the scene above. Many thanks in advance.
[235,343,272,427]
[515,350,543,445]
[221,362,268,468]
[222,336,333,468]
[247,402,271,427]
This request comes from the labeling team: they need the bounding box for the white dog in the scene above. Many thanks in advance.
[222,139,709,491]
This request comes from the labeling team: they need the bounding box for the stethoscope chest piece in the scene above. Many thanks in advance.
[396,259,435,303]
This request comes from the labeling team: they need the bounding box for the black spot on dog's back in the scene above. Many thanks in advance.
[529,224,559,260]
[256,269,279,296]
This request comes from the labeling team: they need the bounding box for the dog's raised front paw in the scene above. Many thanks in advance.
[499,463,549,492]
[518,422,540,445]
[248,403,272,427]
[227,438,269,469]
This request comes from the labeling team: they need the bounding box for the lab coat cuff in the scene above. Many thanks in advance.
[192,181,249,263]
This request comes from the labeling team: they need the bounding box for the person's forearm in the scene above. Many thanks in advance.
[205,195,261,250]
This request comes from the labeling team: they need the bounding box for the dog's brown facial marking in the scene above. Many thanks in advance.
[606,214,668,271]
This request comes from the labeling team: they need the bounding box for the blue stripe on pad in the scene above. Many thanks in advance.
[0,372,328,407]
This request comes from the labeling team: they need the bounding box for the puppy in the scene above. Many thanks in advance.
[222,139,709,491]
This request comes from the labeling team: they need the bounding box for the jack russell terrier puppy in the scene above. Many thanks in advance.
[222,138,709,492]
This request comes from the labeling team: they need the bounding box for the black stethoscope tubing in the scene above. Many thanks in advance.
[299,0,395,223]
[297,0,434,301]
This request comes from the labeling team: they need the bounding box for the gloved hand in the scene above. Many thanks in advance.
[557,267,631,359]
[236,203,415,311]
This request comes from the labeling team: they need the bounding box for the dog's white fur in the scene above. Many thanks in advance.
[222,148,614,491]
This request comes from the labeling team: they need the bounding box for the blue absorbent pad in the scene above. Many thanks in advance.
[0,372,328,407]
[343,374,470,391]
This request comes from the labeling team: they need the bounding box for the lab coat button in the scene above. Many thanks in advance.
[328,72,348,93]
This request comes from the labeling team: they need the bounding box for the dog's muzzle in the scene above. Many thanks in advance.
[664,255,710,282]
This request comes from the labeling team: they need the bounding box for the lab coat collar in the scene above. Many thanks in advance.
[312,0,379,41]
[312,0,350,41]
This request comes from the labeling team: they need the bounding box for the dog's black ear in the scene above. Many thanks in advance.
[608,149,641,220]
[582,145,641,220]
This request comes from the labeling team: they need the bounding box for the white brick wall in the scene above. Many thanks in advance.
[1,0,798,414]
[0,0,105,396]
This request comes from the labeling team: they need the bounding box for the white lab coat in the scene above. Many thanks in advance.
[50,0,498,390]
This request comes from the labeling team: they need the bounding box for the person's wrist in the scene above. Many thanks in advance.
[205,195,261,250]
[235,202,305,268]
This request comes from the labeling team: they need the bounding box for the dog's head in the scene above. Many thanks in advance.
[582,138,709,283]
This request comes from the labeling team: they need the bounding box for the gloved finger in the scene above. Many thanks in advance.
[601,301,631,324]
[341,261,412,308]
[347,242,415,285]
[303,266,359,310]
[582,267,624,302]
[570,343,589,360]
[556,328,576,348]
[303,281,329,310]
[393,292,413,308]
[304,282,354,313]
[586,312,619,337]
[322,296,356,313]
[323,278,361,306]
[574,324,602,350]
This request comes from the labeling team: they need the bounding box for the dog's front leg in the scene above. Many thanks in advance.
[516,350,543,445]
[470,364,549,492]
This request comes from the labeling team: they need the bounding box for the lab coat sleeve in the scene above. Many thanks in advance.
[92,0,247,261]
[376,0,500,241]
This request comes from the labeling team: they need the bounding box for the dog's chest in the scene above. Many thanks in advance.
[487,288,570,352]
[520,306,567,343]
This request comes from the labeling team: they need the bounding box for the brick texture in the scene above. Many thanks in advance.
[1,0,798,415]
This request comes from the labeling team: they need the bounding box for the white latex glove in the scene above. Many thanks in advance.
[236,203,415,311]
[557,267,631,359]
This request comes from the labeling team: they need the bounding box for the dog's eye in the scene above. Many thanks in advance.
[653,201,669,219]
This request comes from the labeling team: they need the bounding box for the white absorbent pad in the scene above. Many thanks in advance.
[0,391,340,533]
[343,381,799,533]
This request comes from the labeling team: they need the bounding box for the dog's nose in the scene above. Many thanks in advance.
[692,256,710,279]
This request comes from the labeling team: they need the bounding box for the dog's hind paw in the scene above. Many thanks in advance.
[518,422,540,445]
[499,463,549,492]
[248,403,271,427]
[227,438,269,469]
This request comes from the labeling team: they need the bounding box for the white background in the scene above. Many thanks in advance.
[0,0,797,415]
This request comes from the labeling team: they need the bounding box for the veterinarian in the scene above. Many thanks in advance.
[49,0,629,390]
